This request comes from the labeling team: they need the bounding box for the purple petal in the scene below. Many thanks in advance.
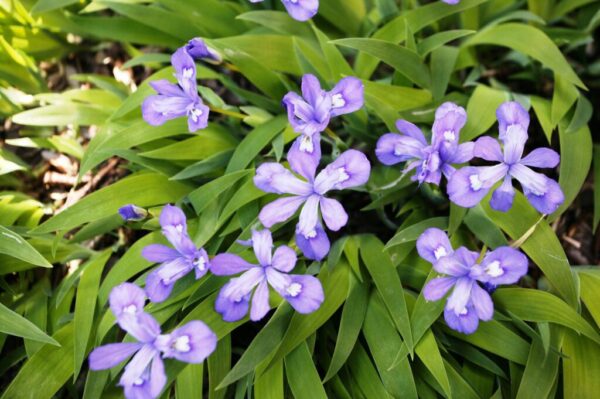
[109,283,146,318]
[259,196,306,228]
[496,101,530,141]
[171,47,197,98]
[296,223,330,261]
[215,285,251,322]
[320,197,348,231]
[219,268,264,304]
[283,92,329,137]
[524,178,564,215]
[119,204,147,221]
[89,343,142,371]
[148,355,166,398]
[281,274,324,314]
[445,277,473,315]
[288,135,321,181]
[414,150,442,185]
[161,321,217,363]
[250,280,271,321]
[145,269,175,303]
[210,254,254,276]
[298,194,321,237]
[423,277,456,301]
[443,302,479,334]
[395,120,427,145]
[254,162,312,195]
[185,38,220,61]
[479,247,528,285]
[271,246,297,272]
[375,133,424,165]
[187,102,210,133]
[470,284,494,321]
[281,0,319,21]
[118,313,162,344]
[252,229,273,267]
[142,95,187,126]
[149,79,184,97]
[448,141,475,164]
[432,102,466,147]
[328,77,364,117]
[520,148,560,168]
[119,345,157,389]
[447,165,507,208]
[489,177,515,212]
[314,149,371,193]
[416,228,453,264]
[159,205,197,256]
[433,249,474,277]
[474,136,503,162]
[193,248,210,279]
[142,244,180,263]
[301,74,324,106]
[502,125,528,165]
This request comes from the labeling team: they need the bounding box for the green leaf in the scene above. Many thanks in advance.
[463,23,585,89]
[332,38,431,89]
[579,271,600,328]
[562,332,600,398]
[348,343,392,398]
[430,45,459,101]
[481,194,577,307]
[139,129,236,160]
[551,74,578,125]
[323,275,369,382]
[566,95,593,134]
[515,329,560,399]
[595,145,600,232]
[0,225,51,267]
[385,217,448,250]
[176,364,203,399]
[32,173,191,234]
[254,359,283,399]
[226,116,287,173]
[73,250,111,381]
[418,30,475,56]
[188,170,251,215]
[360,235,413,351]
[1,323,73,399]
[415,331,451,398]
[464,205,509,248]
[0,302,58,346]
[208,334,231,399]
[285,342,327,399]
[461,85,509,142]
[11,104,110,126]
[31,0,79,15]
[494,288,600,344]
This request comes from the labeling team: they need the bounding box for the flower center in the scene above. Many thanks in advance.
[299,134,314,153]
[182,67,194,80]
[458,307,469,316]
[443,130,456,142]
[304,229,317,239]
[433,246,447,260]
[193,256,206,271]
[469,174,483,191]
[331,93,346,108]
[336,167,350,184]
[286,283,302,297]
[175,224,184,233]
[133,378,145,386]
[485,261,504,277]
[122,304,137,315]
[172,335,191,353]
[188,107,204,122]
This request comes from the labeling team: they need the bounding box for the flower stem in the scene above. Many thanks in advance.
[209,106,246,119]
[510,214,546,249]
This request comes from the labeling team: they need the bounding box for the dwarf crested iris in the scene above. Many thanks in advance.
[376,102,474,185]
[249,0,319,21]
[448,101,564,214]
[184,37,221,62]
[118,204,147,222]
[417,228,528,334]
[283,74,363,168]
[254,148,370,260]
[142,46,209,132]
[89,283,216,399]
[142,205,210,303]
[211,229,324,322]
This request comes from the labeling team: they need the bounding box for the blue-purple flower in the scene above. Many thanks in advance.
[142,47,209,132]
[211,229,324,322]
[376,102,474,185]
[283,74,364,170]
[448,101,564,214]
[119,204,148,222]
[89,283,216,399]
[417,228,528,334]
[255,148,370,260]
[249,0,319,21]
[184,38,221,62]
[142,205,210,303]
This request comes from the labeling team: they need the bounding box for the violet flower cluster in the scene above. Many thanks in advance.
[417,228,528,334]
[376,101,564,215]
[142,38,218,133]
[249,0,319,21]
[89,283,216,398]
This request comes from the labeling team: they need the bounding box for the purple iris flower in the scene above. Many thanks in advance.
[447,102,564,214]
[376,102,474,185]
[254,148,370,261]
[89,283,217,399]
[417,228,528,334]
[119,204,147,222]
[211,229,324,322]
[282,74,364,171]
[184,38,220,62]
[442,0,460,4]
[142,47,209,133]
[142,205,210,303]
[249,0,319,21]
